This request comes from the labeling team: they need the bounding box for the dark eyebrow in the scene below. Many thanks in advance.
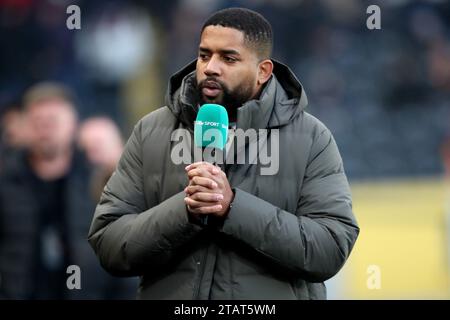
[199,47,240,56]
[219,49,240,56]
[199,47,211,53]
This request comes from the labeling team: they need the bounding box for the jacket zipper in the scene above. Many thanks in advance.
[193,245,209,299]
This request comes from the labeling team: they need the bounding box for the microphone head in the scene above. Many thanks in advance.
[194,104,229,150]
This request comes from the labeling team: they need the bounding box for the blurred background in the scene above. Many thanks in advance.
[1,0,450,299]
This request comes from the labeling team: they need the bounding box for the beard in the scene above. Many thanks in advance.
[196,77,255,121]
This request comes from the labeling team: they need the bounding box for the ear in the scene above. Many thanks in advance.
[257,59,274,85]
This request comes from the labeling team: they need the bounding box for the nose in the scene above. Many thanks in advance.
[204,55,221,77]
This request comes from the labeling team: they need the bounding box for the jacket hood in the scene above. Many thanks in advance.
[165,59,308,130]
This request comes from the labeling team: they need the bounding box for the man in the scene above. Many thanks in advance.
[0,82,136,299]
[77,116,124,201]
[88,8,359,299]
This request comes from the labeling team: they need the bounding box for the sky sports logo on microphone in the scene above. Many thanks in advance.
[170,127,280,176]
[194,120,228,130]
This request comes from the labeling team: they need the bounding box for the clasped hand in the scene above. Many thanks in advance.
[184,162,234,218]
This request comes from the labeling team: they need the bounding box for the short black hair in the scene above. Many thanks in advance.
[201,7,273,60]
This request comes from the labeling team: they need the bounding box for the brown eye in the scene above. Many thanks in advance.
[223,56,237,63]
[199,53,210,61]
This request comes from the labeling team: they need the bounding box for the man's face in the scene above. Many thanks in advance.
[196,26,260,115]
[26,99,77,157]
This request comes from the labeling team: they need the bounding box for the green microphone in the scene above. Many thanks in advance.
[194,104,229,150]
[192,104,229,226]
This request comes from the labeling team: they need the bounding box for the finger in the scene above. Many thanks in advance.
[189,168,225,188]
[190,192,223,202]
[184,197,221,209]
[187,168,221,182]
[185,162,208,171]
[208,165,221,175]
[186,162,220,175]
[188,170,223,189]
[184,185,212,195]
[188,167,220,179]
[187,167,210,180]
[191,176,218,189]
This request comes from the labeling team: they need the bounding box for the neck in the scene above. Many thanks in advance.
[29,148,73,181]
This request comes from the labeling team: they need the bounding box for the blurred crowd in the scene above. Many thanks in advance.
[0,82,137,299]
[1,0,450,299]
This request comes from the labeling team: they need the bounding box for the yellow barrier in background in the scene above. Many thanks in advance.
[329,177,450,299]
